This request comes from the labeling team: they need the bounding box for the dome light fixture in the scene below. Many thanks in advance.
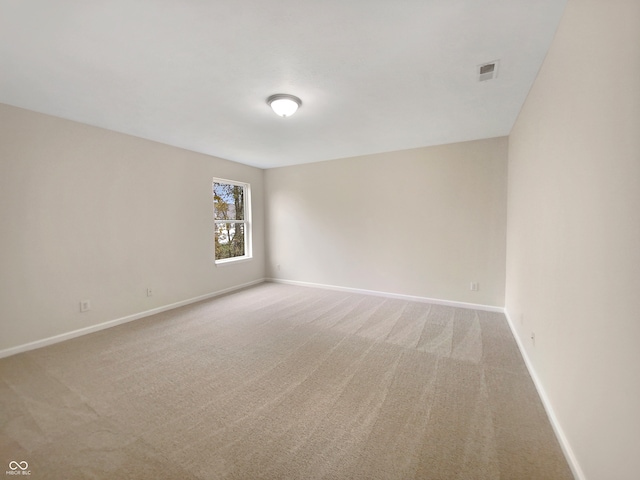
[267,93,301,117]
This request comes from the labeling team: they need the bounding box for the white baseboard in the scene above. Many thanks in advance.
[266,278,504,313]
[503,309,586,480]
[0,279,265,360]
[271,278,584,478]
[0,276,585,480]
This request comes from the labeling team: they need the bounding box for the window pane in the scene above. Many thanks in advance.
[213,182,244,221]
[214,222,245,259]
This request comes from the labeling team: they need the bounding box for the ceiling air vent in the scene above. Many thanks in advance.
[478,60,499,81]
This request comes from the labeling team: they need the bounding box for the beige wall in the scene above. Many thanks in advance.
[0,104,265,352]
[265,137,508,307]
[506,0,640,479]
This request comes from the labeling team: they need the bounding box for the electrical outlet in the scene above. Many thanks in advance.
[469,282,479,291]
[276,264,281,271]
[146,288,153,297]
[80,300,91,312]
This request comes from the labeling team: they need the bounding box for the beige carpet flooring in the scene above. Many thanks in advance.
[1,282,574,479]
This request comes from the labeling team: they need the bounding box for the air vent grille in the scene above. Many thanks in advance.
[478,61,499,81]
[479,64,495,75]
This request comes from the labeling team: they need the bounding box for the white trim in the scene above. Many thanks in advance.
[0,275,584,480]
[503,309,586,480]
[214,255,253,266]
[0,279,265,360]
[266,278,504,313]
[267,278,583,478]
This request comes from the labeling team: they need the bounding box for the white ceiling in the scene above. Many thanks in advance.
[0,0,566,168]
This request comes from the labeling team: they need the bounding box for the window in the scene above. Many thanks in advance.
[213,178,251,264]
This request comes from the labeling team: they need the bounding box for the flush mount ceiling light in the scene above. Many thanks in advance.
[267,94,302,117]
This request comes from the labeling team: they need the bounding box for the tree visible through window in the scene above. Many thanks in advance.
[213,179,251,262]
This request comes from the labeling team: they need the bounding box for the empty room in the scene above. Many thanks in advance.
[1,1,638,479]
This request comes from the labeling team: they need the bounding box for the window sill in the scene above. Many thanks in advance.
[214,256,253,267]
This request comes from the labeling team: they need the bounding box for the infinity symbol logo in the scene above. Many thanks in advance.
[8,461,28,471]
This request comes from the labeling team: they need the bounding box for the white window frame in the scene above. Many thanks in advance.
[213,177,252,265]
